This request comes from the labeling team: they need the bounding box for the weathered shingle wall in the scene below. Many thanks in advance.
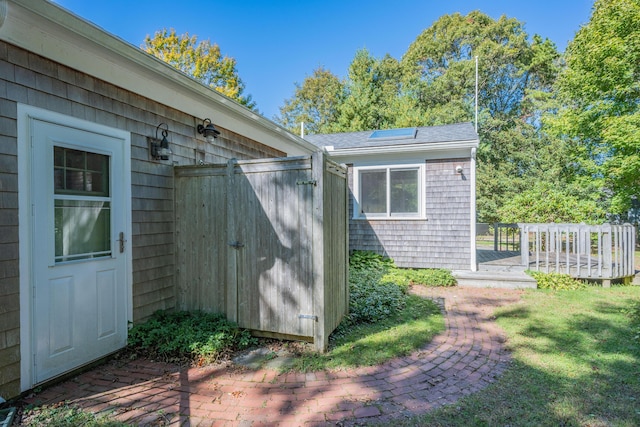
[0,41,283,398]
[348,159,471,270]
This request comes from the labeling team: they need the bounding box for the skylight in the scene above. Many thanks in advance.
[368,128,417,141]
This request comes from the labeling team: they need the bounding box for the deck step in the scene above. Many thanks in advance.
[453,270,537,289]
[478,263,527,273]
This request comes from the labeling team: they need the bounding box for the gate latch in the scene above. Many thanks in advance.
[296,180,317,186]
[298,314,318,321]
[229,241,245,249]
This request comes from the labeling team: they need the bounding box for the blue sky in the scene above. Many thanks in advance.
[53,1,594,121]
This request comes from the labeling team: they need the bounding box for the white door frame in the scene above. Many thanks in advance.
[17,104,132,391]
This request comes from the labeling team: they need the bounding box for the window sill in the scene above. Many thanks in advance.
[352,216,427,221]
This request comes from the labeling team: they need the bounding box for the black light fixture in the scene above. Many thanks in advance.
[197,118,221,143]
[149,123,172,161]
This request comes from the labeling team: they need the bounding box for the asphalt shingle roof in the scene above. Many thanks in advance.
[304,122,478,150]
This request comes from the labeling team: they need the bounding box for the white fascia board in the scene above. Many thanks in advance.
[1,0,316,156]
[325,139,479,164]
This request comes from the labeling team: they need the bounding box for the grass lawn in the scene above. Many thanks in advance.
[393,286,640,427]
[287,294,444,371]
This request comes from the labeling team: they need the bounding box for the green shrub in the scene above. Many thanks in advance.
[349,250,395,271]
[526,270,587,290]
[402,268,457,287]
[127,310,256,364]
[345,268,407,325]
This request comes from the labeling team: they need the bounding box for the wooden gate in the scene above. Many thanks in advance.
[174,152,348,351]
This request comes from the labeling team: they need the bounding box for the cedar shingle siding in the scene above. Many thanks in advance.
[0,41,284,398]
[348,159,471,270]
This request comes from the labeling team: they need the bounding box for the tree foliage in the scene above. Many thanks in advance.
[142,28,255,109]
[277,7,636,224]
[278,67,344,134]
[549,0,640,215]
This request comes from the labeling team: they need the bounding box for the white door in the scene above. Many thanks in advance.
[30,120,128,384]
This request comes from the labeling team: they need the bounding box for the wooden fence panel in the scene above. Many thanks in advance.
[174,166,228,314]
[232,158,315,338]
[174,153,347,351]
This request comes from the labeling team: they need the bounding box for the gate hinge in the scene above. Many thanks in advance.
[298,314,318,321]
[296,180,317,186]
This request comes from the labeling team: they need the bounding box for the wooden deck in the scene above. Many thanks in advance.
[477,248,521,266]
[477,248,637,283]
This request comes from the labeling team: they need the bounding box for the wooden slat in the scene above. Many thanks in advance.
[174,152,348,346]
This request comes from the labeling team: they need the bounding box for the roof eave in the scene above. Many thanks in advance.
[324,139,479,159]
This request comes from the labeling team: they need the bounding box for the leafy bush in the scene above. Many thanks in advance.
[526,270,587,290]
[127,310,256,364]
[350,251,456,287]
[349,250,395,271]
[346,268,407,325]
[402,268,457,287]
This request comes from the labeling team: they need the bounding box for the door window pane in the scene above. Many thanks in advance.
[54,200,111,262]
[54,147,109,196]
[360,170,387,214]
[53,147,111,263]
[390,169,419,214]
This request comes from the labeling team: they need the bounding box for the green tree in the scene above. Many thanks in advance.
[277,67,344,134]
[498,182,606,223]
[333,49,404,132]
[402,11,561,222]
[142,28,255,109]
[549,0,640,215]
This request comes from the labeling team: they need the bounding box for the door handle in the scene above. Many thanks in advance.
[118,232,126,253]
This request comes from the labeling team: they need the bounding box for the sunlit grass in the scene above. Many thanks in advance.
[288,295,444,371]
[391,286,640,427]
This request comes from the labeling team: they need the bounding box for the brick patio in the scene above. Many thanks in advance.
[22,287,522,426]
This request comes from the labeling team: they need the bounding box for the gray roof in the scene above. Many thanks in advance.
[305,122,478,150]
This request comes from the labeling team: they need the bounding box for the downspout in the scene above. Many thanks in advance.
[470,147,477,271]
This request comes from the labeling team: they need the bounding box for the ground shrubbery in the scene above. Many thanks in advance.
[342,251,455,327]
[127,311,256,365]
[526,270,588,290]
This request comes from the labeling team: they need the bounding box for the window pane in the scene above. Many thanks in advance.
[65,170,85,192]
[390,169,418,214]
[65,148,85,169]
[54,147,109,196]
[54,146,64,167]
[55,200,111,262]
[360,170,387,214]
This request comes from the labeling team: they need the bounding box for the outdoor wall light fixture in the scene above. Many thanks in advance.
[149,123,172,161]
[455,165,463,174]
[197,118,221,143]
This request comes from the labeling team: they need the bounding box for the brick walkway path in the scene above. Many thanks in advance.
[23,287,522,426]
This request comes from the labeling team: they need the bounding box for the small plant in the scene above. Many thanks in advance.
[20,404,129,427]
[127,310,256,364]
[349,250,395,271]
[625,299,640,341]
[345,268,407,325]
[402,268,457,287]
[526,270,587,290]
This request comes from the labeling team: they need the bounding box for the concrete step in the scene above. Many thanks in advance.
[478,263,527,273]
[453,270,537,289]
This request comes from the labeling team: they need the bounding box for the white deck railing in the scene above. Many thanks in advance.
[519,223,636,280]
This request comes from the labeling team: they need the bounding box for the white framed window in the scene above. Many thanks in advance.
[353,164,424,219]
